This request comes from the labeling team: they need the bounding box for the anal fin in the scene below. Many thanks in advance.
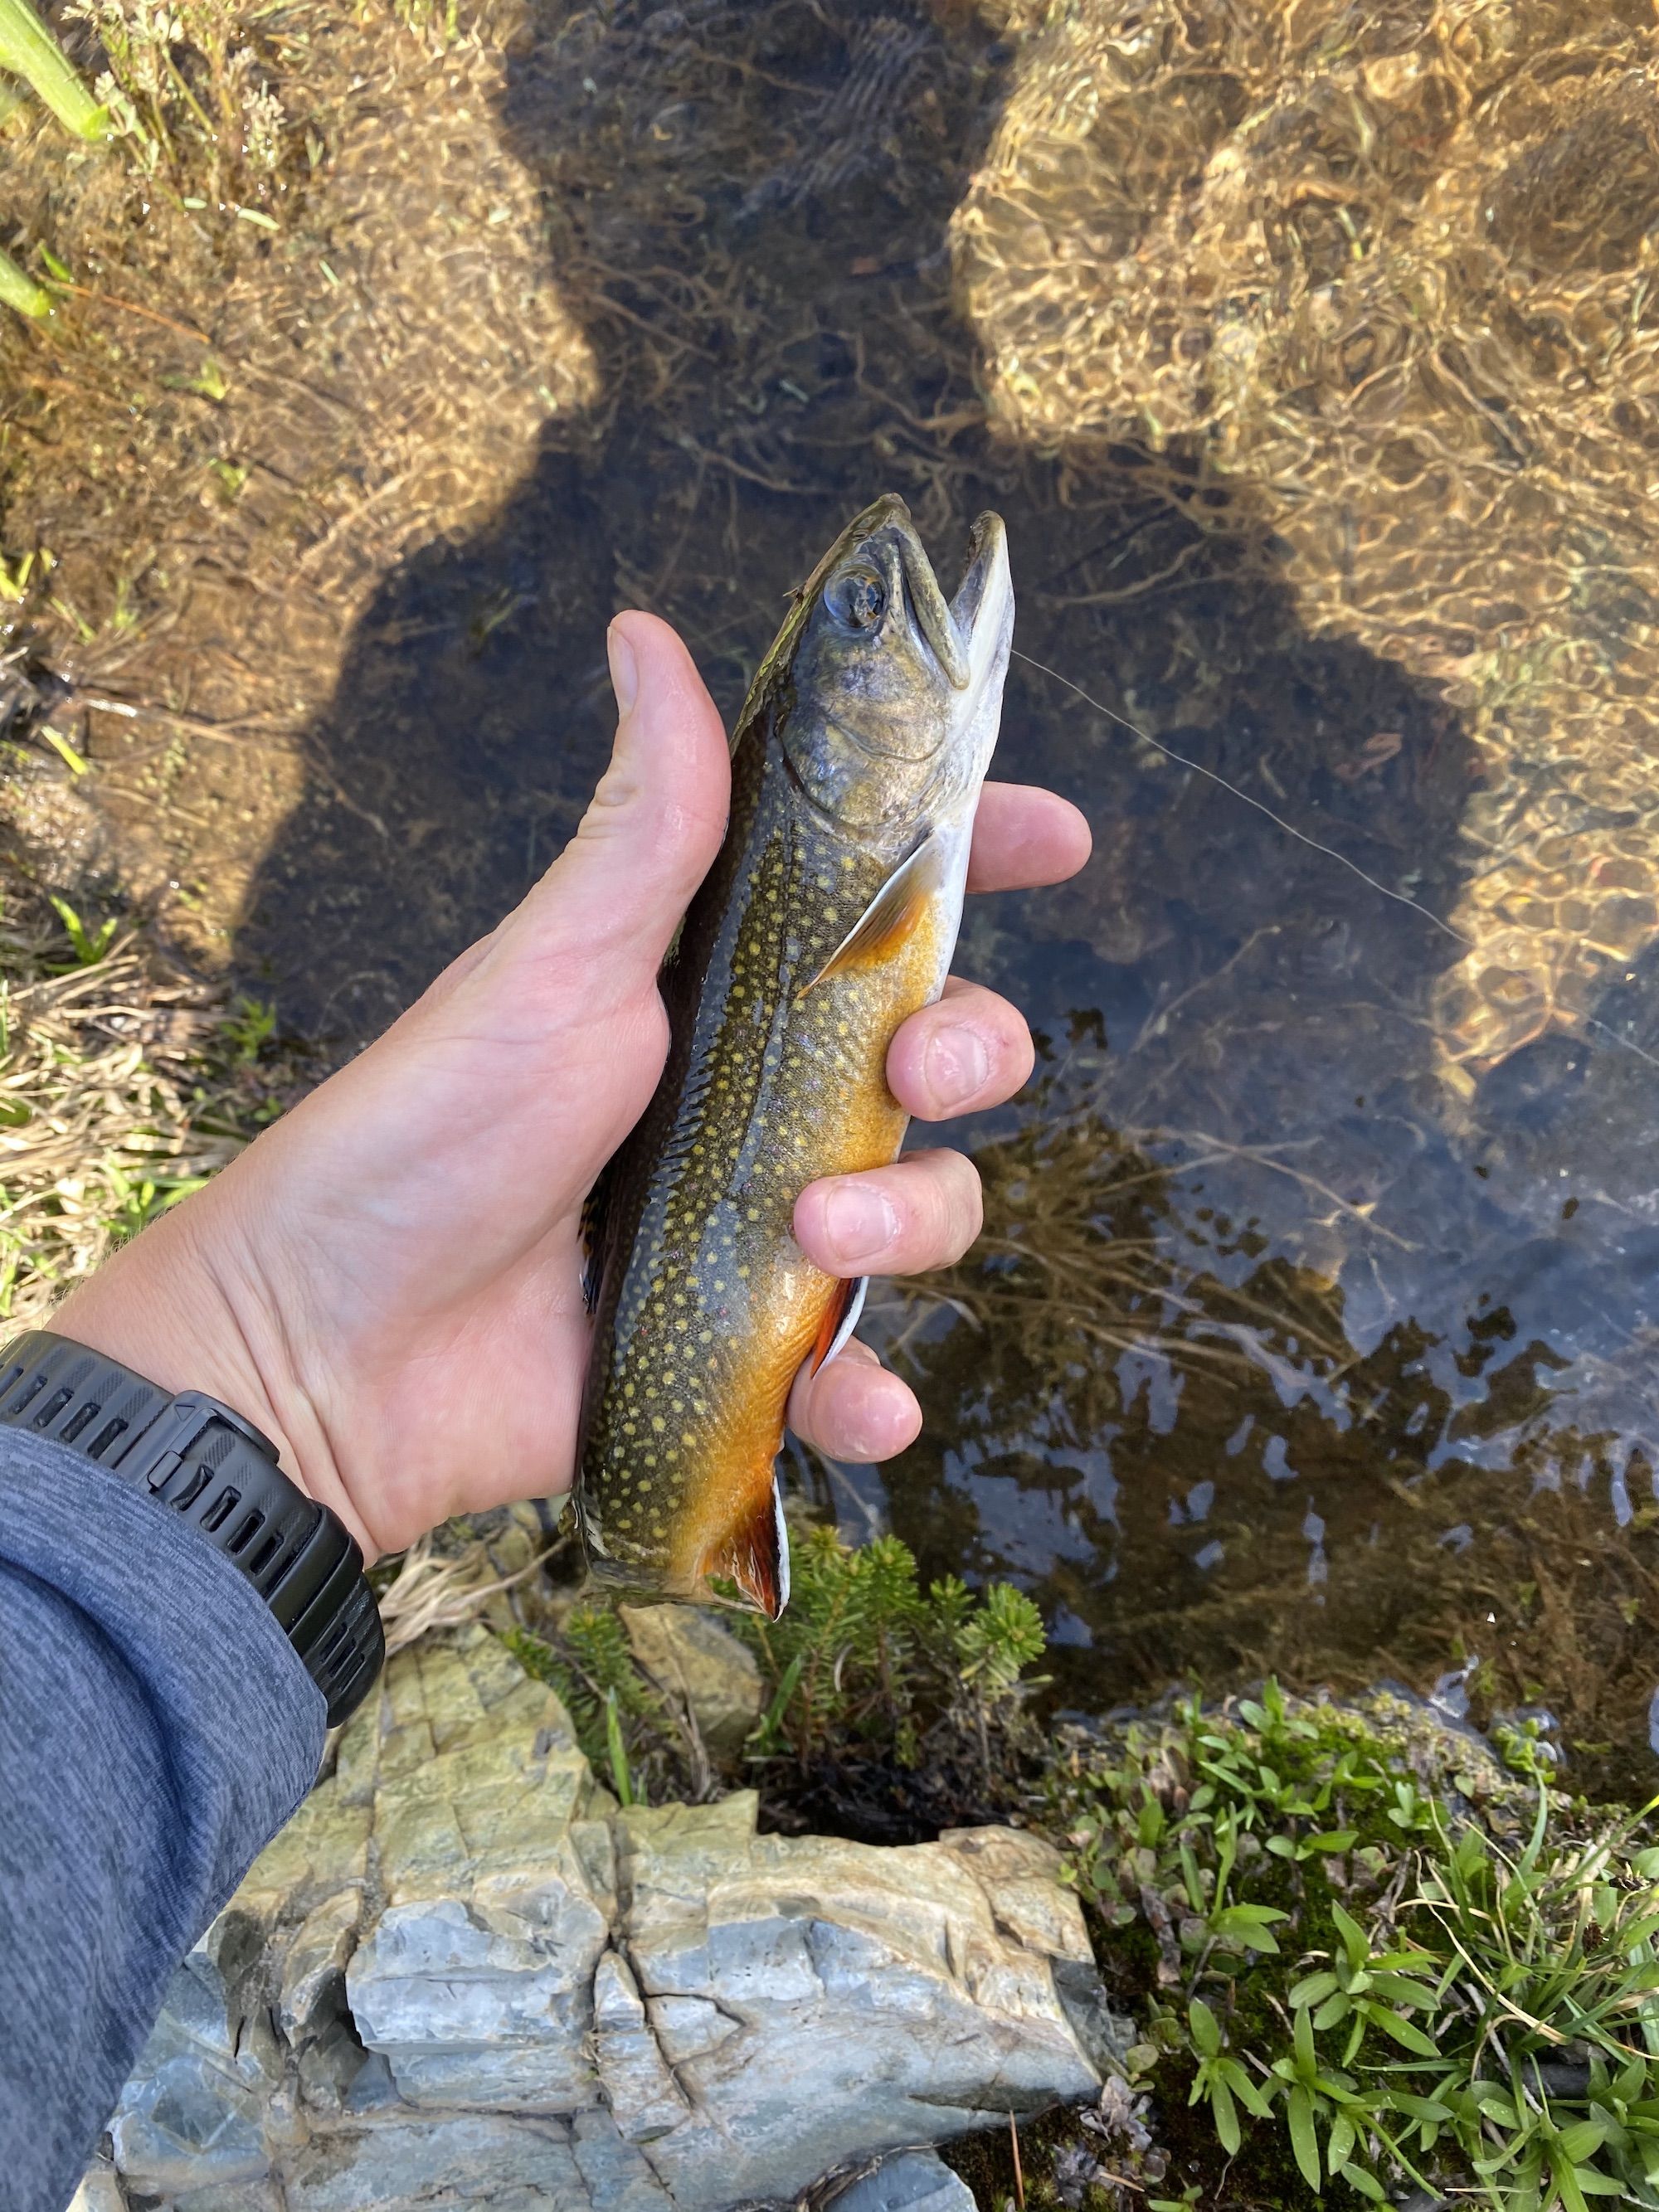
[702,1479,791,1619]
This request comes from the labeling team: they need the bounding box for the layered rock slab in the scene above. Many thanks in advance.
[94,1627,1119,2210]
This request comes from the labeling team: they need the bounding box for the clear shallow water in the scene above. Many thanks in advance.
[41,2,1654,1791]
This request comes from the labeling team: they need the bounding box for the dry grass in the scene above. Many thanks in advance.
[0,898,251,1324]
[374,1523,559,1660]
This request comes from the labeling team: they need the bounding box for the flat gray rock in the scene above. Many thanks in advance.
[89,1628,1126,2212]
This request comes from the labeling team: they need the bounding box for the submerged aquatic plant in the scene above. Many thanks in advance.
[1059,1683,1659,2209]
[0,249,50,318]
[64,0,287,197]
[0,0,105,136]
[0,0,104,318]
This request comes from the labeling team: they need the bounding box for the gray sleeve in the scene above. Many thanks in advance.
[0,1427,328,2212]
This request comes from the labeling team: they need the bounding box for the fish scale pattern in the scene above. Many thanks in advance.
[579,719,928,1604]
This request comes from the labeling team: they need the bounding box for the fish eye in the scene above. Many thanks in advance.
[826,566,888,632]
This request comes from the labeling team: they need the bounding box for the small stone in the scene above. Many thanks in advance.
[818,2150,976,2212]
[618,1605,761,1754]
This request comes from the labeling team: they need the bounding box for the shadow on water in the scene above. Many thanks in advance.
[238,0,1659,1796]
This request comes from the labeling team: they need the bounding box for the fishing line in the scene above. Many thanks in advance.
[1011,646,1471,946]
[1014,646,1659,1077]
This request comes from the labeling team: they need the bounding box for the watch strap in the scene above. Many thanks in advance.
[0,1329,383,1726]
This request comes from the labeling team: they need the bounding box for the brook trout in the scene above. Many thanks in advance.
[575,493,1014,1615]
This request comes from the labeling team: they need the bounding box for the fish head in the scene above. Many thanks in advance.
[775,493,1014,849]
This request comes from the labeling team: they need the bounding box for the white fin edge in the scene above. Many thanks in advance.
[773,1479,791,1612]
[815,1275,868,1374]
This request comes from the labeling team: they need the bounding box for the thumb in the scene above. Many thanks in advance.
[521,610,730,978]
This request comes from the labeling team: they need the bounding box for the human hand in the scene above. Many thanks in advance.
[55,615,1090,1558]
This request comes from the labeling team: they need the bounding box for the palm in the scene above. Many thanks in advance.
[56,614,1089,1561]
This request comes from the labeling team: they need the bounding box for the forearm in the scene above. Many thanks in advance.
[0,1426,325,2212]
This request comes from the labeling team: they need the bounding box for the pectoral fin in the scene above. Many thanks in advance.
[702,1479,791,1619]
[798,833,945,996]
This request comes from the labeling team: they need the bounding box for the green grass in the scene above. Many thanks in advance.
[726,1522,1045,1769]
[1056,1682,1659,2210]
[502,1527,1050,1826]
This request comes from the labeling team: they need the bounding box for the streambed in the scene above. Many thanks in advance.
[5,0,1659,1792]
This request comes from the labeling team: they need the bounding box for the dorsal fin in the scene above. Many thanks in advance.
[797,833,945,998]
[701,1478,790,1619]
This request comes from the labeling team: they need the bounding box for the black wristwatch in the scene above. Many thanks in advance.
[0,1329,383,1726]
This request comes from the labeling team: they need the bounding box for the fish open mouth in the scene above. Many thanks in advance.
[950,511,1013,692]
[854,495,1012,694]
[797,492,1013,696]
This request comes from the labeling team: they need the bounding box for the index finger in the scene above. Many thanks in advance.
[968,782,1092,894]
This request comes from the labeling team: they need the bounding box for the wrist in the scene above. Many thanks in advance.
[50,1176,369,1558]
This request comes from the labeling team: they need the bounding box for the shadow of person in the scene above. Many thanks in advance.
[253,0,1659,1765]
[238,0,1481,1080]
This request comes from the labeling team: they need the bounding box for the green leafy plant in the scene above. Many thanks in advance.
[729,1524,1046,1774]
[1058,1685,1659,2209]
[46,893,118,966]
[503,1607,670,1802]
[1186,1994,1272,2155]
[221,994,276,1063]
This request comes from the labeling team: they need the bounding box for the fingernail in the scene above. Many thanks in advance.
[924,1024,990,1108]
[607,622,639,717]
[822,1182,900,1262]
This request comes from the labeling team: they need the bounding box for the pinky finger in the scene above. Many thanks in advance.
[786,1338,923,1462]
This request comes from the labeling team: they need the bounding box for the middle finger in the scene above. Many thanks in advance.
[886,975,1035,1121]
[794,1148,984,1279]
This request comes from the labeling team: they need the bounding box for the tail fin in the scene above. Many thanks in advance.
[701,1478,791,1618]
